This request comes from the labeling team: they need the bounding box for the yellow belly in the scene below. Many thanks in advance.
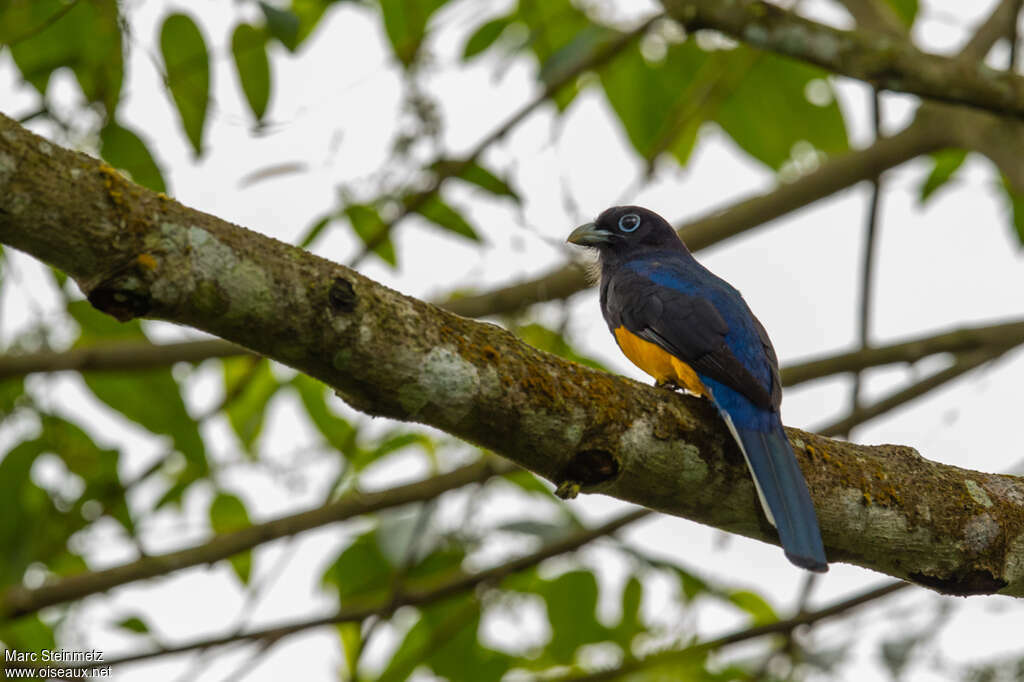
[614,326,709,398]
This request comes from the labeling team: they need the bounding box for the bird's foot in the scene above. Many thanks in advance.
[654,379,680,392]
[555,480,581,500]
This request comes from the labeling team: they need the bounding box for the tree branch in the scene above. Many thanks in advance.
[558,580,910,682]
[816,348,1013,437]
[660,0,1024,119]
[3,115,1024,596]
[836,0,906,36]
[781,319,1024,387]
[0,458,508,621]
[0,338,245,379]
[58,509,651,670]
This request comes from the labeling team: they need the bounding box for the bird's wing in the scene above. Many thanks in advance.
[610,271,776,409]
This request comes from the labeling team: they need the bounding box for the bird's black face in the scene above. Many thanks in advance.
[567,205,685,256]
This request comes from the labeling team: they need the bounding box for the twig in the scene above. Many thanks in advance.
[781,319,1024,386]
[0,338,246,379]
[553,580,910,682]
[816,349,1013,436]
[0,459,510,621]
[56,509,651,670]
[847,88,884,432]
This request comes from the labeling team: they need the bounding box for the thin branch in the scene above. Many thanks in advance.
[661,0,1024,119]
[836,0,906,36]
[349,15,662,266]
[781,318,1024,386]
[847,88,885,431]
[62,509,651,670]
[0,338,245,379]
[0,459,510,621]
[556,580,910,682]
[817,348,1012,436]
[961,0,1021,62]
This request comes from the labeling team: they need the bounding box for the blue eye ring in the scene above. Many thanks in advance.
[618,213,640,232]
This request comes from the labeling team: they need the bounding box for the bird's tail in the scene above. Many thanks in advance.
[720,414,828,572]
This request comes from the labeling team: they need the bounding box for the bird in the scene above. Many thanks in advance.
[567,205,827,572]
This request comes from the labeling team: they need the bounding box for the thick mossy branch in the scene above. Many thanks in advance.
[2,114,1024,596]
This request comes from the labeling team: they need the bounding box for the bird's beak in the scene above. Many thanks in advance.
[567,222,609,246]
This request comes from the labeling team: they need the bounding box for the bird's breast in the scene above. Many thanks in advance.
[613,326,709,398]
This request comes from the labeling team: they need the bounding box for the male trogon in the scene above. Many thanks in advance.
[568,206,827,572]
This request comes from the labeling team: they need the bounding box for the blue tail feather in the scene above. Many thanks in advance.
[730,421,828,572]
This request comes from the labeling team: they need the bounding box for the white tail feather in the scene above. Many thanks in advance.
[720,411,776,527]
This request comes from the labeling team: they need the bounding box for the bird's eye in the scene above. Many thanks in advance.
[618,213,640,232]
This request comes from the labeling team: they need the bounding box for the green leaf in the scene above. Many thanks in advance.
[613,576,645,648]
[290,0,336,46]
[515,0,592,109]
[882,0,918,27]
[716,49,848,170]
[538,23,617,101]
[0,614,56,653]
[345,204,397,266]
[297,213,332,249]
[432,160,518,201]
[231,23,271,122]
[379,596,508,682]
[321,530,394,604]
[0,377,24,419]
[600,40,709,165]
[68,301,207,476]
[502,469,553,496]
[210,491,251,533]
[336,622,362,678]
[0,433,95,587]
[415,196,480,241]
[160,12,210,156]
[532,570,610,664]
[378,0,450,67]
[462,15,512,59]
[919,149,967,204]
[359,430,435,470]
[676,567,710,601]
[115,616,151,635]
[100,121,167,193]
[293,374,357,456]
[5,0,123,114]
[210,491,252,584]
[728,589,778,626]
[222,357,280,454]
[259,2,300,51]
[515,323,606,370]
[999,175,1024,246]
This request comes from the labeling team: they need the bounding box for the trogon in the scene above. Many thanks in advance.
[568,206,827,572]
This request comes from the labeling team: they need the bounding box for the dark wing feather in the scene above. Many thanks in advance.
[607,273,775,409]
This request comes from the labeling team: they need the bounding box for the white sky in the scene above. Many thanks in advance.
[3,0,1024,680]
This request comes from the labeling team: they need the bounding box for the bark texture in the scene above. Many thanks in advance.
[3,114,1024,596]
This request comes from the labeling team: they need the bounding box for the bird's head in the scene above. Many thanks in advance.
[566,206,685,258]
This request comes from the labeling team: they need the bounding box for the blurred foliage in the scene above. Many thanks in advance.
[0,0,1015,678]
